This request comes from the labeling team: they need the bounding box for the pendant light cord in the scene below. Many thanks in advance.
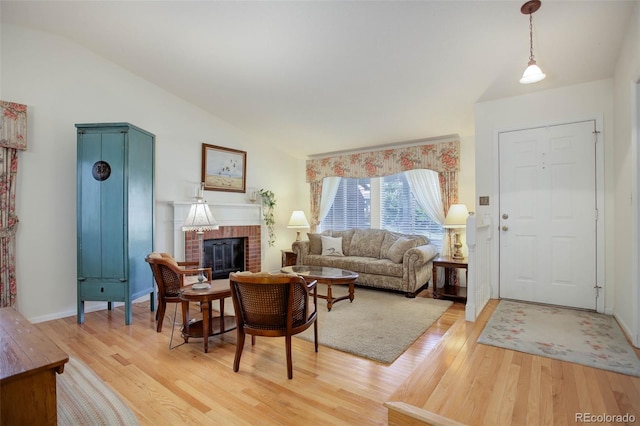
[528,13,535,62]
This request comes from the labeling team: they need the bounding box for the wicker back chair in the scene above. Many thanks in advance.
[145,252,212,333]
[229,271,318,379]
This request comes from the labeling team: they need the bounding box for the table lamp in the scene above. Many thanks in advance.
[444,204,469,259]
[287,210,310,241]
[182,183,219,285]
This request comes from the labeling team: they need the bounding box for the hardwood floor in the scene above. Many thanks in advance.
[38,292,640,425]
[388,299,640,426]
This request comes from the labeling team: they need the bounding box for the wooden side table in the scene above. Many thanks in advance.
[180,281,236,353]
[281,249,297,267]
[432,256,468,303]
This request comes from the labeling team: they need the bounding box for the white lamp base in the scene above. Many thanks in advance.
[452,229,464,259]
[197,231,206,283]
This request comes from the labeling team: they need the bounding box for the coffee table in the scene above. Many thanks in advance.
[281,265,359,311]
[180,280,236,353]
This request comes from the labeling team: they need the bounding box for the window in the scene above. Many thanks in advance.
[380,173,445,248]
[320,178,370,230]
[319,172,445,250]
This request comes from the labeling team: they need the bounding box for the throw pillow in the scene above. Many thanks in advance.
[379,232,402,258]
[331,229,355,255]
[321,236,344,256]
[307,233,323,254]
[387,237,418,263]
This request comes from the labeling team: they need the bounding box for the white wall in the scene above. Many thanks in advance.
[475,79,615,312]
[612,2,640,345]
[2,24,307,322]
[457,133,476,257]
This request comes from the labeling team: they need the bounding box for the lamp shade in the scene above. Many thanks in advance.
[520,60,546,84]
[182,199,219,232]
[287,210,310,229]
[444,204,469,228]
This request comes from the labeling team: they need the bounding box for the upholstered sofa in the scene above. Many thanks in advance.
[291,228,439,297]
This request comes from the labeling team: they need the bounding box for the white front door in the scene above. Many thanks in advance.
[499,121,598,310]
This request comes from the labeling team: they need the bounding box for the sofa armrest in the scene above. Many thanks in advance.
[292,240,310,265]
[404,244,439,266]
[402,244,439,294]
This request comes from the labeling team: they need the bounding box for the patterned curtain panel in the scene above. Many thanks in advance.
[306,140,460,230]
[1,101,28,308]
[309,180,322,232]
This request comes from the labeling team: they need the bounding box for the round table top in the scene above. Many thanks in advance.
[281,265,358,281]
[180,280,231,300]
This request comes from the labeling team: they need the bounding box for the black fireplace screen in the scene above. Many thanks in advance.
[203,238,246,279]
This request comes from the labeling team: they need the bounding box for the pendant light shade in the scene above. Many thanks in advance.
[519,0,546,85]
[520,60,546,84]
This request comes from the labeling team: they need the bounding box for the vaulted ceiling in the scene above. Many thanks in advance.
[2,1,635,157]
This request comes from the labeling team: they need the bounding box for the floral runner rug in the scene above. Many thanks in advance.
[478,300,640,377]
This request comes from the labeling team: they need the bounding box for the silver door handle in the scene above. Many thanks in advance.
[501,226,509,231]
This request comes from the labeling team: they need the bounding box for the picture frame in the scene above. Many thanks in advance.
[201,143,247,193]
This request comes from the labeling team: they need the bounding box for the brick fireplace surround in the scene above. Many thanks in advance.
[184,225,261,273]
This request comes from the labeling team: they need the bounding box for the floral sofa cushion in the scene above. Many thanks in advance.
[349,229,387,258]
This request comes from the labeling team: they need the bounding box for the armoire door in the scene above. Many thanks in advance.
[77,130,125,280]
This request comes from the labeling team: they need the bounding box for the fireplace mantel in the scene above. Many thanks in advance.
[171,201,263,261]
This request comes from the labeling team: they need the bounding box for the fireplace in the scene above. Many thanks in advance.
[173,201,263,274]
[184,225,261,275]
[203,237,245,279]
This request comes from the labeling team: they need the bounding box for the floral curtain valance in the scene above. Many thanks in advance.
[1,100,27,308]
[1,102,28,150]
[305,140,459,183]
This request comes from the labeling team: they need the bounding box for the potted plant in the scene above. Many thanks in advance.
[258,189,276,247]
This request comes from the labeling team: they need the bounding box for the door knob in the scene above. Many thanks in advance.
[501,226,509,231]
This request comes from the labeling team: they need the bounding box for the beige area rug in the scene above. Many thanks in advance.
[57,357,139,425]
[297,284,453,364]
[478,300,640,377]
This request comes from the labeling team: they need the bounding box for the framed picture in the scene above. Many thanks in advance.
[201,144,247,193]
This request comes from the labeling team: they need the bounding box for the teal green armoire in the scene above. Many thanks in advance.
[76,123,156,325]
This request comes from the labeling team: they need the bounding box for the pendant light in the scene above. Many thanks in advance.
[519,0,546,84]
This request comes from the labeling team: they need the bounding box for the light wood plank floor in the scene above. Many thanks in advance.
[37,292,640,425]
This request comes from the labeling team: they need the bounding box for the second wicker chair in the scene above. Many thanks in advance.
[229,271,318,379]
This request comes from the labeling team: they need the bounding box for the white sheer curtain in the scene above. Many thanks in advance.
[318,176,341,223]
[405,168,449,288]
[405,169,445,226]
